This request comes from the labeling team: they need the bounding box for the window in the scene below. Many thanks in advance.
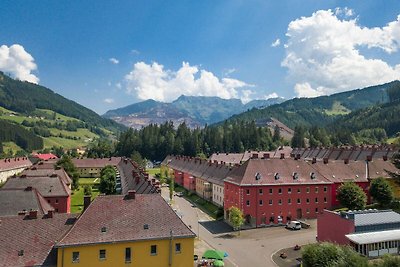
[246,200,250,206]
[55,199,59,204]
[297,188,301,193]
[175,243,181,254]
[315,198,319,203]
[259,188,263,195]
[306,187,310,193]
[278,199,282,205]
[306,209,310,214]
[324,186,327,192]
[288,199,291,204]
[246,189,250,195]
[259,200,263,206]
[269,188,273,194]
[99,249,106,260]
[288,188,292,194]
[269,199,273,205]
[315,187,319,193]
[55,208,59,212]
[324,197,327,203]
[150,245,157,256]
[72,252,79,263]
[297,198,301,204]
[306,198,310,204]
[125,248,131,263]
[48,200,51,203]
[278,188,282,194]
[315,208,319,213]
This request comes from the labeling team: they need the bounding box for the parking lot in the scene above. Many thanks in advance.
[162,187,317,266]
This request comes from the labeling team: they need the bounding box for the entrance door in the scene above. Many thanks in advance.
[296,208,302,219]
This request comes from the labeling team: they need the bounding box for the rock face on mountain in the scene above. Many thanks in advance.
[103,96,283,128]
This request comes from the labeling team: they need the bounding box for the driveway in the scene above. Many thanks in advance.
[161,188,317,267]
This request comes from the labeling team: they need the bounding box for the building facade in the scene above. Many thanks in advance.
[318,209,400,257]
[56,192,195,267]
[0,157,32,183]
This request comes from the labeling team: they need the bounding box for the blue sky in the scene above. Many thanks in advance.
[1,1,400,114]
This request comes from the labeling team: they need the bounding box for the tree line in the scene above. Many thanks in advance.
[114,120,285,161]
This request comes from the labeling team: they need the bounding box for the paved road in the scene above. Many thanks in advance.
[161,188,317,267]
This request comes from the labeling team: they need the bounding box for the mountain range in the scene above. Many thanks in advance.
[226,81,396,130]
[103,95,284,128]
[0,72,125,153]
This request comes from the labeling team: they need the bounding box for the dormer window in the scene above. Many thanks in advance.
[310,172,316,180]
[274,173,280,180]
[255,172,261,180]
[293,172,299,180]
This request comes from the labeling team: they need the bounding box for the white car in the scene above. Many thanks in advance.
[286,220,302,230]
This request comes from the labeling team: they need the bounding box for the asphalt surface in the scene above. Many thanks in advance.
[161,188,317,267]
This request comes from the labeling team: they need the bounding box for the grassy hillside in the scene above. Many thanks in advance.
[0,106,102,151]
[224,81,397,129]
[0,72,125,133]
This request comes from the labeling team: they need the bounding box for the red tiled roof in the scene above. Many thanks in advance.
[72,157,122,168]
[32,153,58,161]
[0,213,77,267]
[3,175,70,197]
[21,168,72,185]
[0,188,54,216]
[225,158,332,186]
[0,157,32,171]
[307,160,369,183]
[57,194,195,247]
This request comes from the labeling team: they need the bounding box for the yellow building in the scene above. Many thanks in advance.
[56,192,195,267]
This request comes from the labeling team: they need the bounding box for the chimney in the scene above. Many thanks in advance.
[312,157,317,164]
[83,195,91,211]
[296,154,301,160]
[344,158,349,164]
[280,153,285,159]
[252,153,258,159]
[151,178,156,184]
[366,155,372,162]
[18,210,26,216]
[127,190,136,199]
[47,210,54,218]
[383,155,388,161]
[25,186,33,191]
[214,160,218,164]
[28,210,38,219]
[323,158,328,164]
[263,153,270,159]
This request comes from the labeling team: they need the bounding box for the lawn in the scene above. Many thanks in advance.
[2,141,24,154]
[147,168,161,176]
[173,184,222,219]
[70,178,100,213]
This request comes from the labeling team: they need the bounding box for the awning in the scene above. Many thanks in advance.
[346,229,400,245]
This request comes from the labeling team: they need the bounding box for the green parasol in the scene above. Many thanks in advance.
[202,250,225,260]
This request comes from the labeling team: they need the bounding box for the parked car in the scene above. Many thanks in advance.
[286,220,302,230]
[175,192,184,197]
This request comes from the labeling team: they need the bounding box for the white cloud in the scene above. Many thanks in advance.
[282,9,400,97]
[264,92,279,99]
[271,38,281,47]
[125,61,253,102]
[0,44,39,83]
[109,57,119,64]
[115,82,122,89]
[335,7,354,17]
[103,98,115,104]
[223,68,236,76]
[131,49,140,55]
